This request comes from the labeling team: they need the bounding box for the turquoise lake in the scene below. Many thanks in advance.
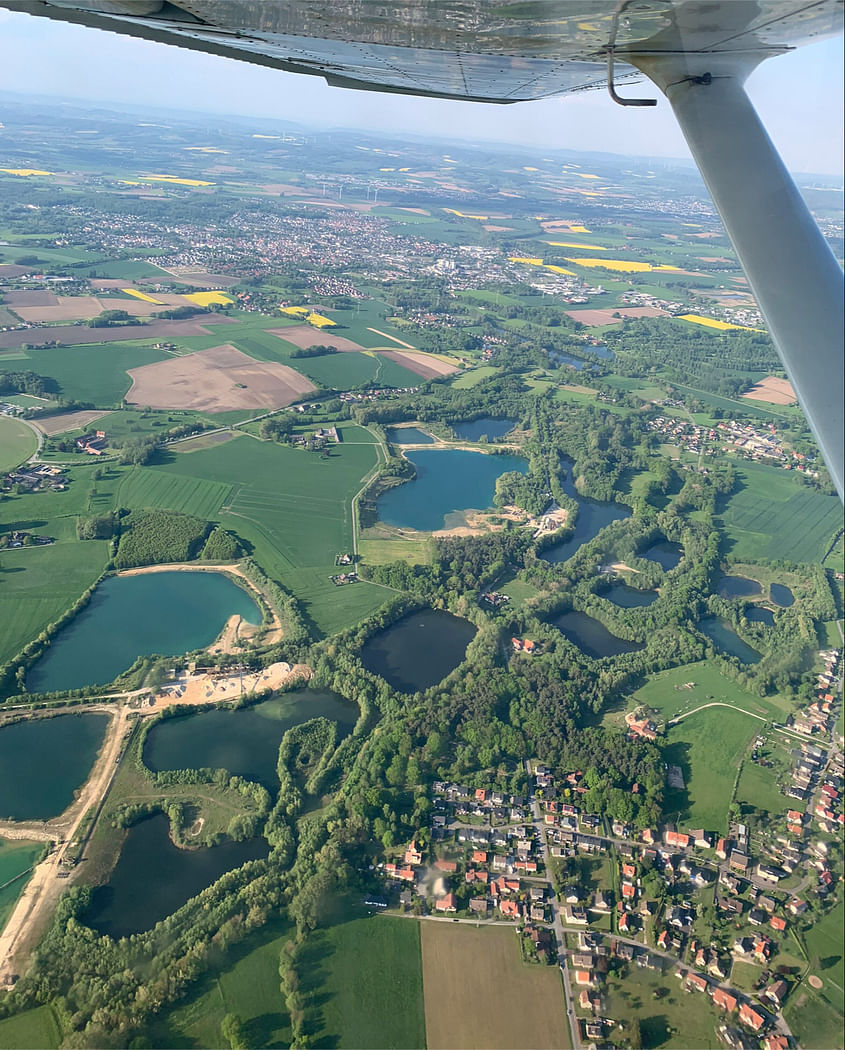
[27,572,261,693]
[377,448,527,532]
[0,714,108,820]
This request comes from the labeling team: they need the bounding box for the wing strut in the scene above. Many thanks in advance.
[633,55,844,500]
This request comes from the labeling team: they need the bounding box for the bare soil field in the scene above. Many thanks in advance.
[268,325,365,352]
[126,343,316,411]
[420,922,569,1049]
[0,316,235,349]
[34,409,107,436]
[260,183,309,195]
[742,376,797,405]
[380,350,459,378]
[171,430,236,452]
[146,270,239,288]
[0,265,30,278]
[565,306,667,325]
[90,279,132,290]
[482,224,513,231]
[15,296,107,322]
[1,290,58,307]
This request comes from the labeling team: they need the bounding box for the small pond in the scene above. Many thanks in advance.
[548,349,586,371]
[0,714,108,821]
[699,617,761,664]
[642,540,683,570]
[603,583,658,608]
[718,575,763,599]
[452,417,516,441]
[144,689,357,791]
[360,609,477,693]
[86,813,269,939]
[770,583,794,608]
[386,426,434,445]
[550,610,644,659]
[377,448,527,532]
[746,607,775,626]
[540,460,630,564]
[27,572,261,693]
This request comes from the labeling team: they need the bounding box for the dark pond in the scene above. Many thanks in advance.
[642,541,683,570]
[718,575,763,599]
[746,607,775,626]
[452,417,516,441]
[386,426,434,444]
[0,714,108,821]
[86,813,269,939]
[540,460,631,564]
[699,617,761,664]
[591,343,615,360]
[377,448,527,532]
[548,349,586,371]
[143,689,358,791]
[551,610,644,659]
[770,583,794,607]
[27,572,261,693]
[360,609,477,692]
[603,583,659,608]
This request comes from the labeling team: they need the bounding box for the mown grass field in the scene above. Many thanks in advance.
[719,464,842,563]
[0,838,42,930]
[153,919,293,1049]
[421,922,568,1050]
[662,705,760,834]
[784,986,844,1050]
[116,466,232,519]
[735,749,789,817]
[0,343,170,405]
[450,365,499,388]
[305,916,425,1050]
[0,414,38,472]
[803,900,845,1009]
[0,1006,61,1050]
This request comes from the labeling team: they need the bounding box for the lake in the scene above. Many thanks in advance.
[541,460,630,564]
[144,689,357,790]
[27,572,261,693]
[770,583,794,607]
[548,349,586,371]
[718,575,763,599]
[603,583,658,608]
[86,813,268,939]
[452,417,516,441]
[0,714,108,820]
[746,607,775,626]
[642,540,683,570]
[360,609,477,692]
[699,617,761,664]
[551,610,644,659]
[377,448,527,532]
[386,426,434,444]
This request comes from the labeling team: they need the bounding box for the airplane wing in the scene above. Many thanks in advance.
[2,0,843,497]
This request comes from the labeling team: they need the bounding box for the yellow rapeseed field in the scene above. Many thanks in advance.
[138,174,214,187]
[0,169,54,177]
[280,306,310,317]
[444,208,489,220]
[122,288,163,304]
[566,258,682,273]
[183,147,228,153]
[509,256,544,266]
[678,313,763,332]
[379,167,396,172]
[568,225,591,233]
[184,291,233,307]
[544,265,576,276]
[546,241,607,250]
[306,312,336,328]
[523,166,539,172]
[118,180,141,186]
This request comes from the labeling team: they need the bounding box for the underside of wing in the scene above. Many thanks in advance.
[2,1,842,102]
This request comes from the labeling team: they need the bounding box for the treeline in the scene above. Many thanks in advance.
[113,509,210,569]
[0,369,56,397]
[289,344,338,358]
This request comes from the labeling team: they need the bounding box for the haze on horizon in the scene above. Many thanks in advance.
[0,6,842,177]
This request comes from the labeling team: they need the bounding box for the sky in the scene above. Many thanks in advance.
[0,7,842,175]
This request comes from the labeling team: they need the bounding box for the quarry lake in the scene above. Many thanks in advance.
[452,416,516,441]
[718,575,763,599]
[551,610,644,659]
[699,616,761,664]
[144,689,358,790]
[0,713,108,820]
[386,426,434,444]
[361,609,477,693]
[642,540,683,570]
[604,583,658,608]
[770,583,794,607]
[27,571,261,693]
[541,461,630,564]
[86,813,269,939]
[377,448,527,532]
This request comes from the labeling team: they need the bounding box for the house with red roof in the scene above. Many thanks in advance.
[769,915,787,932]
[665,829,690,848]
[686,973,708,993]
[499,900,521,919]
[739,1002,766,1032]
[434,858,458,873]
[435,893,457,913]
[712,987,738,1012]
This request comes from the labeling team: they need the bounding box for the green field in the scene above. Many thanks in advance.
[0,838,42,930]
[116,466,232,519]
[624,661,793,724]
[662,705,760,834]
[804,901,845,1010]
[305,916,425,1049]
[784,987,844,1050]
[0,343,170,405]
[450,365,499,388]
[0,414,38,472]
[152,920,293,1048]
[0,1006,60,1050]
[735,750,789,817]
[719,464,842,562]
[151,433,390,635]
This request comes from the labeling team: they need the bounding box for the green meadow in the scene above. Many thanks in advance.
[0,414,38,472]
[0,1006,61,1050]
